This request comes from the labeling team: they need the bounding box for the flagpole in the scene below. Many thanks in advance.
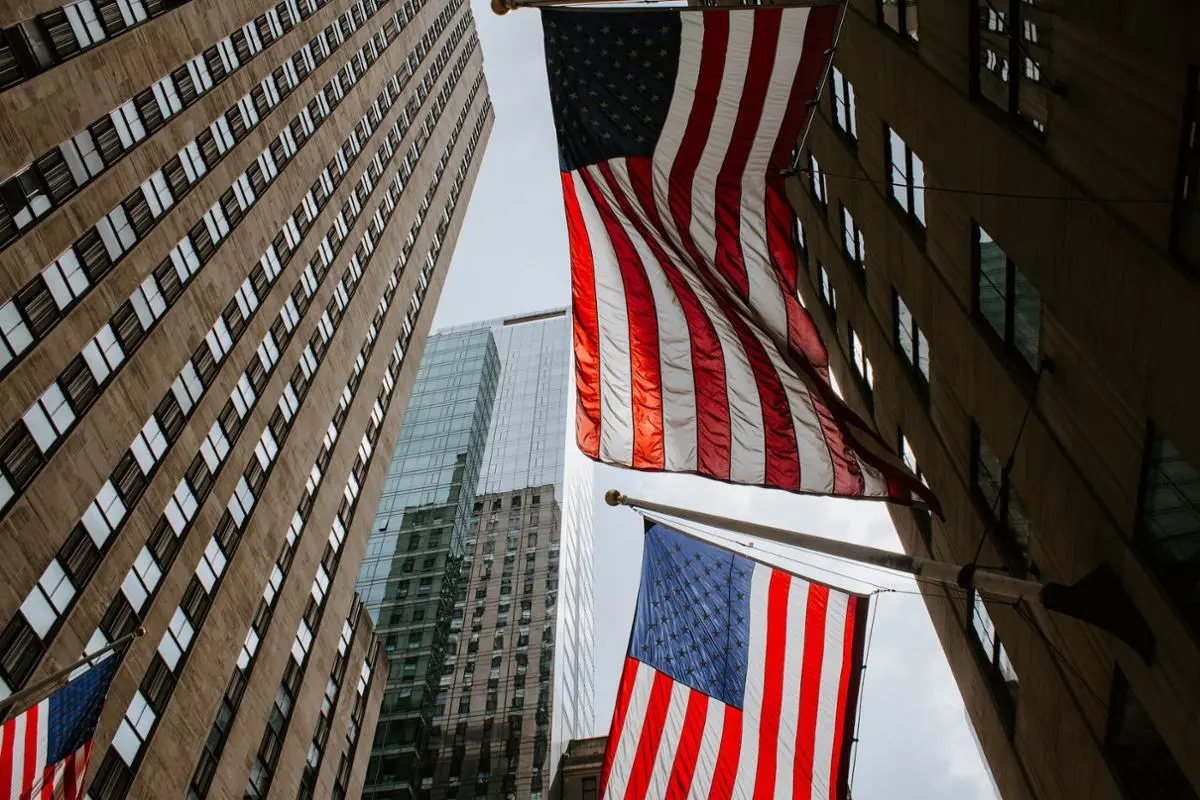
[606,490,1156,660]
[605,490,1045,599]
[491,0,843,15]
[0,628,144,720]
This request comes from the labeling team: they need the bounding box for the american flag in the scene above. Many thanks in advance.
[602,522,868,799]
[0,654,117,800]
[543,6,935,507]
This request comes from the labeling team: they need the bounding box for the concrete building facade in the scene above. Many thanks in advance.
[783,0,1200,799]
[0,0,493,795]
[360,309,597,799]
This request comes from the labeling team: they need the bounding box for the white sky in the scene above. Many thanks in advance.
[430,3,1001,797]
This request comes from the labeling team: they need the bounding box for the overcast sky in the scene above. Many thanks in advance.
[430,3,1001,798]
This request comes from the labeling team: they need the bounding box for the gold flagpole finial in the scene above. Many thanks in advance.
[491,0,512,15]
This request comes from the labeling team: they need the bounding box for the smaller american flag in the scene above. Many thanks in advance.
[0,654,117,800]
[602,522,868,800]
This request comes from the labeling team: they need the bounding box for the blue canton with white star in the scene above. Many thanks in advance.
[46,653,118,763]
[542,9,680,171]
[630,523,754,710]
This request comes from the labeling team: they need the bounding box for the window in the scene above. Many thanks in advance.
[970,422,1034,570]
[1170,67,1200,267]
[967,591,1018,730]
[973,223,1040,372]
[0,301,34,370]
[817,262,836,319]
[793,217,808,274]
[1136,431,1200,629]
[25,383,75,452]
[899,428,932,543]
[83,324,125,383]
[807,151,827,208]
[848,327,873,408]
[885,125,925,228]
[875,0,921,38]
[893,291,929,388]
[972,0,1051,132]
[1106,669,1197,800]
[43,250,89,310]
[131,416,167,474]
[840,203,865,277]
[830,67,857,140]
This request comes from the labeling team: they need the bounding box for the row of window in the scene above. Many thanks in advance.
[0,0,189,94]
[330,643,378,800]
[191,84,490,800]
[0,0,371,252]
[0,0,413,382]
[0,9,478,698]
[819,43,1200,800]
[296,592,366,798]
[245,125,481,795]
[0,0,461,527]
[91,111,465,794]
[0,43,451,695]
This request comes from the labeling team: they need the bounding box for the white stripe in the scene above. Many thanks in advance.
[610,158,767,484]
[686,696,727,798]
[738,11,810,348]
[35,700,48,794]
[747,9,811,177]
[598,161,698,472]
[688,10,754,267]
[745,319,836,493]
[811,591,851,800]
[775,576,809,796]
[603,662,658,800]
[10,713,26,798]
[645,681,692,798]
[571,171,636,468]
[731,564,772,798]
[651,12,705,258]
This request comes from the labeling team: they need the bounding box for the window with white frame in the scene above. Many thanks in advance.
[830,66,857,139]
[885,125,926,228]
[894,290,930,388]
[25,383,75,452]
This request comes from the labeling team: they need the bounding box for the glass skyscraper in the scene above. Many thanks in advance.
[357,327,501,797]
[358,308,595,799]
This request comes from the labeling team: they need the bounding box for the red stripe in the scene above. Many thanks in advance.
[753,570,791,799]
[707,705,741,800]
[765,183,826,368]
[582,166,665,470]
[828,596,859,797]
[625,158,732,481]
[721,307,802,489]
[667,10,726,258]
[793,584,829,798]
[0,716,16,797]
[561,171,602,460]
[39,760,55,800]
[666,691,708,798]
[600,657,643,795]
[712,8,782,301]
[623,670,675,800]
[769,5,839,173]
[22,702,39,797]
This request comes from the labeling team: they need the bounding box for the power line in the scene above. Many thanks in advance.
[782,166,1174,205]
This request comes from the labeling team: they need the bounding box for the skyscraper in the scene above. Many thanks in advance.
[782,0,1200,798]
[359,308,596,799]
[0,0,492,796]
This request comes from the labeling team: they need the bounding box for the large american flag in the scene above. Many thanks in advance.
[0,655,117,799]
[544,6,935,507]
[603,522,868,799]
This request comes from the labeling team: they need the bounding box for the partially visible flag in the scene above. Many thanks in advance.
[0,654,118,800]
[602,522,869,799]
[543,6,937,509]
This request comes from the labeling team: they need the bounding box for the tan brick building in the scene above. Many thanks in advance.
[0,0,492,795]
[782,0,1200,798]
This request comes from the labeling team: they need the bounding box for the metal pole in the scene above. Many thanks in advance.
[605,490,1045,600]
[0,628,143,719]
